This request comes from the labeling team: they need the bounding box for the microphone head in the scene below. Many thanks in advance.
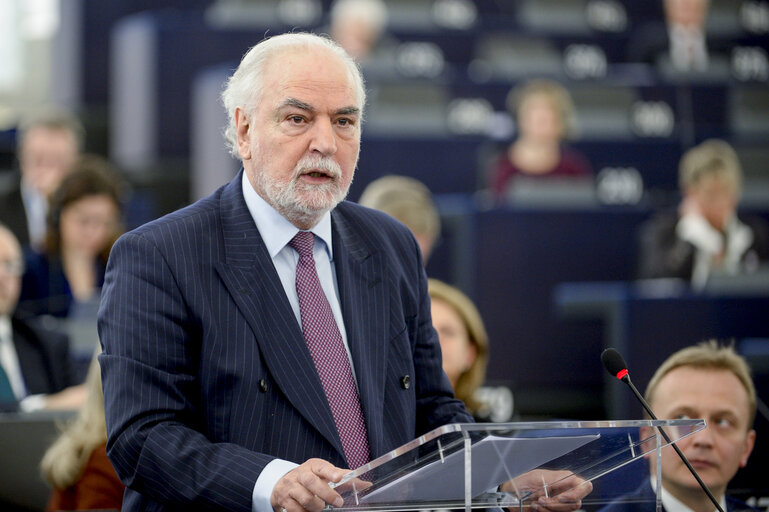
[602,348,629,380]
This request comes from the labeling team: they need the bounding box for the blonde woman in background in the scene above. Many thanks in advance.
[489,79,592,202]
[428,279,513,422]
[41,350,123,511]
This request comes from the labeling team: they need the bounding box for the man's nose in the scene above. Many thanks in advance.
[309,118,337,156]
[690,424,715,448]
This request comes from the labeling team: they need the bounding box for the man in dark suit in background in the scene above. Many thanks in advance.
[627,0,732,79]
[98,33,590,512]
[0,110,83,249]
[0,224,83,412]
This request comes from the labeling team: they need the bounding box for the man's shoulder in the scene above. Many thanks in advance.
[0,181,25,215]
[121,188,224,245]
[726,495,762,512]
[333,200,420,254]
[0,179,22,200]
[597,480,656,512]
[11,315,69,351]
[334,200,415,236]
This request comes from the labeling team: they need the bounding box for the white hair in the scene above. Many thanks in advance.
[221,32,366,158]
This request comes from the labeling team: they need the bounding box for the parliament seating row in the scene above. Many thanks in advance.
[74,0,768,112]
[104,5,769,179]
[149,46,769,206]
[425,199,769,424]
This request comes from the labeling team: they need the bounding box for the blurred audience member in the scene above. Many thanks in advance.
[628,0,730,75]
[0,223,84,412]
[359,175,440,263]
[489,79,592,203]
[638,139,769,288]
[329,0,389,62]
[19,155,124,319]
[0,110,84,249]
[599,340,756,512]
[41,350,124,511]
[428,279,513,422]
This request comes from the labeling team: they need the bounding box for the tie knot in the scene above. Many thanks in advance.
[289,231,315,259]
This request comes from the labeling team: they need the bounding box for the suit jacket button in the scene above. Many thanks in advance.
[259,379,268,392]
[400,375,411,389]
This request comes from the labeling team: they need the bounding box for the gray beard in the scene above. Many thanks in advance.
[255,156,352,228]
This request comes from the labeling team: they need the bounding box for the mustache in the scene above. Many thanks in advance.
[294,156,342,179]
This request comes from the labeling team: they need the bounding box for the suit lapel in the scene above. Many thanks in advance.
[331,208,389,458]
[213,174,344,458]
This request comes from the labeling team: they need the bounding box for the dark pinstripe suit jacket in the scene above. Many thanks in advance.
[98,170,471,511]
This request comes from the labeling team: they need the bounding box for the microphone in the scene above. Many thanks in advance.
[601,348,724,512]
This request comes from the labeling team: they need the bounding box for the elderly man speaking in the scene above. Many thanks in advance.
[98,33,590,512]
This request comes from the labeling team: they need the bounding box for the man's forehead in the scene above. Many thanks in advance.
[26,125,76,141]
[655,367,750,413]
[263,48,359,107]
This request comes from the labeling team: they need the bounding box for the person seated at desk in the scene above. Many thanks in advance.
[488,79,592,204]
[428,279,513,423]
[329,0,389,63]
[637,139,769,288]
[18,154,124,319]
[358,175,441,264]
[599,340,757,512]
[0,109,84,250]
[41,349,124,511]
[0,223,83,412]
[627,0,731,77]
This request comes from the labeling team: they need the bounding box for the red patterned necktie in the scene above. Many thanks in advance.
[289,231,370,469]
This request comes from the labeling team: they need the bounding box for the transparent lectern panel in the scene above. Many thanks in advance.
[331,419,705,511]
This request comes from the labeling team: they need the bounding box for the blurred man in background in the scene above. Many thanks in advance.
[628,0,711,72]
[329,0,388,62]
[0,223,83,412]
[0,110,84,249]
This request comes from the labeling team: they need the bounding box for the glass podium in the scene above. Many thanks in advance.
[330,419,705,511]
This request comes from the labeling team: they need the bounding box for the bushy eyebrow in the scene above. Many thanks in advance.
[278,98,360,117]
[280,98,314,113]
[334,106,360,117]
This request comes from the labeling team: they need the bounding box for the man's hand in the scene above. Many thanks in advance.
[271,458,348,512]
[500,469,593,512]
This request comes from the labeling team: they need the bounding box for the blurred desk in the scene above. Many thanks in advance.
[469,205,652,418]
[554,280,769,419]
[0,411,75,511]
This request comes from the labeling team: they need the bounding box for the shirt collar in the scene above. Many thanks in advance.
[650,475,727,512]
[0,316,11,343]
[241,171,333,260]
[20,183,45,209]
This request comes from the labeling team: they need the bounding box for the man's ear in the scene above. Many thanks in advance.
[740,429,756,467]
[235,107,252,160]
